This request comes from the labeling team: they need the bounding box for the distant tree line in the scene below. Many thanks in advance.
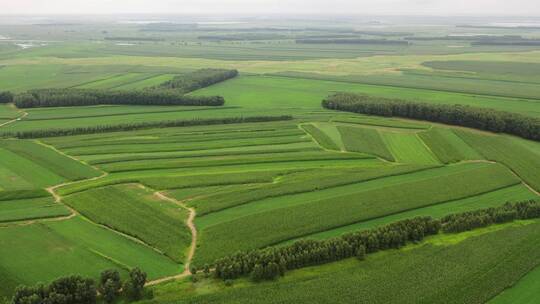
[296,38,409,45]
[322,93,540,141]
[404,35,523,41]
[212,200,539,282]
[13,89,224,108]
[159,69,238,93]
[0,91,13,103]
[471,40,540,46]
[12,268,147,304]
[12,68,239,108]
[0,115,293,139]
[104,36,164,42]
[441,200,540,233]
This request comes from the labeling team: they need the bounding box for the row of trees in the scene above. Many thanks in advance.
[11,68,238,108]
[212,200,539,282]
[0,91,13,103]
[12,268,147,304]
[1,115,293,138]
[441,200,540,233]
[322,93,540,141]
[159,69,238,93]
[214,217,440,281]
[13,89,224,108]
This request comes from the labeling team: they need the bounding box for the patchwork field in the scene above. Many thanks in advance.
[0,16,539,304]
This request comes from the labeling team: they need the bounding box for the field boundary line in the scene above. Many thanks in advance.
[268,73,540,103]
[146,190,198,286]
[34,140,107,174]
[459,160,540,197]
[299,122,396,164]
[44,183,174,258]
[0,111,28,128]
[270,181,525,247]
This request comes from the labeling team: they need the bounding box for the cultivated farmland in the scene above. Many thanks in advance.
[0,15,539,304]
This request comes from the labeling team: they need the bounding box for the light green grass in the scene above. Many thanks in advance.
[301,124,340,150]
[0,196,71,223]
[63,184,191,263]
[114,74,176,90]
[0,216,181,297]
[147,220,540,304]
[0,146,66,190]
[489,264,540,304]
[193,75,540,117]
[456,130,540,192]
[332,116,430,130]
[296,183,538,241]
[1,140,101,181]
[195,162,519,264]
[98,151,370,173]
[74,73,153,89]
[419,128,483,163]
[337,125,395,161]
[313,122,345,150]
[191,165,424,217]
[381,132,440,165]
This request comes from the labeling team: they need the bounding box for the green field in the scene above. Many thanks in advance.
[63,184,191,263]
[489,264,540,304]
[0,216,181,297]
[146,220,540,304]
[0,196,70,223]
[0,17,539,303]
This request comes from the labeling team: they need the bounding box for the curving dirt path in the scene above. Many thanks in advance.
[0,111,28,128]
[146,192,198,286]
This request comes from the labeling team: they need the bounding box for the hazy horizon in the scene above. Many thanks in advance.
[3,0,540,16]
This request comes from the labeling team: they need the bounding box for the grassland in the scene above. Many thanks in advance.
[337,125,395,161]
[1,20,539,302]
[0,216,181,297]
[301,123,340,150]
[145,220,540,304]
[62,184,191,263]
[0,196,70,223]
[419,128,483,163]
[456,130,540,192]
[380,131,440,164]
[489,264,540,304]
[297,183,538,241]
[195,162,520,264]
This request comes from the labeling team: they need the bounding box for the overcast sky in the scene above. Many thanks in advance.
[2,0,540,16]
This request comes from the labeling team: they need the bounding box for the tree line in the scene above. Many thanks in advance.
[322,93,540,141]
[13,89,224,108]
[11,68,238,108]
[212,200,539,282]
[441,200,540,233]
[11,268,147,304]
[213,217,440,281]
[0,115,293,139]
[0,91,13,103]
[159,69,238,93]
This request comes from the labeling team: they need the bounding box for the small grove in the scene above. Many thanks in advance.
[159,69,239,93]
[11,268,148,304]
[322,93,540,141]
[211,200,539,282]
[10,69,238,108]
